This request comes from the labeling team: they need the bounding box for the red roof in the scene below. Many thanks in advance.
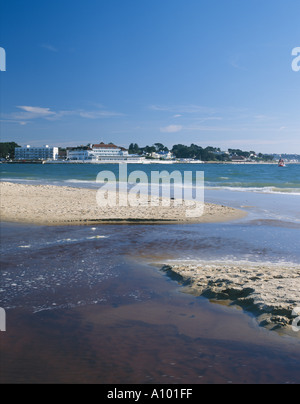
[92,142,127,151]
[92,142,119,149]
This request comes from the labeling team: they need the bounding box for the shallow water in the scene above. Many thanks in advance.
[1,163,300,383]
[1,221,300,384]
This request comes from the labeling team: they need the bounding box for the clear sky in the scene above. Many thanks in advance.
[0,0,299,153]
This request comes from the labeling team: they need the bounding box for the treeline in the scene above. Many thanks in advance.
[129,142,169,155]
[129,143,274,161]
[172,144,228,161]
[129,142,228,160]
[0,142,20,160]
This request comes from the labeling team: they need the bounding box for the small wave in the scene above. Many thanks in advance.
[166,258,300,269]
[64,179,96,184]
[86,235,109,240]
[1,178,39,184]
[207,186,300,195]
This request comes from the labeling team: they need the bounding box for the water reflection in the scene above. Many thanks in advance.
[1,222,300,384]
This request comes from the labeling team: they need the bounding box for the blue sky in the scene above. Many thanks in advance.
[0,0,299,153]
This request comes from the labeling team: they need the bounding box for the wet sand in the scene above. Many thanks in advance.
[0,182,246,225]
[160,261,300,333]
[1,261,300,384]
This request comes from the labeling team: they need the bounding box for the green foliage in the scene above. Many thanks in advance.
[127,142,276,162]
[0,142,20,160]
[171,144,223,161]
[128,143,140,154]
[154,143,168,152]
[129,143,169,155]
[228,149,251,158]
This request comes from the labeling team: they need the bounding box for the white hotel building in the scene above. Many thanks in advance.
[15,145,59,161]
[67,142,144,163]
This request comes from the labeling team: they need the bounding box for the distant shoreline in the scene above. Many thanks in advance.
[1,160,299,165]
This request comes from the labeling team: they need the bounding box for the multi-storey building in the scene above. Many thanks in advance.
[67,142,144,163]
[15,145,59,161]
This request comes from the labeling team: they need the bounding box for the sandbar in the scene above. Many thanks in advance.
[161,261,300,333]
[0,182,246,226]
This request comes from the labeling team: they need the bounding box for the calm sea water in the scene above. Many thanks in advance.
[1,163,300,384]
[1,162,300,195]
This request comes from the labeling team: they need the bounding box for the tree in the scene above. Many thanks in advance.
[262,154,274,161]
[172,144,192,158]
[0,142,20,160]
[143,145,156,154]
[201,147,217,161]
[154,143,168,152]
[228,148,251,158]
[128,143,140,154]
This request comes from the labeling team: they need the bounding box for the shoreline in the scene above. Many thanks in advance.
[160,261,300,335]
[2,161,300,165]
[0,181,246,226]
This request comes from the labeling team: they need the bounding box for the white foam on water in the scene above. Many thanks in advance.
[206,186,300,196]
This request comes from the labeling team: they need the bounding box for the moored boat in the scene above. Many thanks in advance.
[278,159,286,167]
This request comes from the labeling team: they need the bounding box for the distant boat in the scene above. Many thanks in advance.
[278,159,286,167]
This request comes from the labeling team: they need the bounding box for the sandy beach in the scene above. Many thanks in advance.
[1,180,299,335]
[161,261,300,333]
[0,181,246,225]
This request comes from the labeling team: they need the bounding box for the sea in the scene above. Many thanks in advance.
[0,162,300,384]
